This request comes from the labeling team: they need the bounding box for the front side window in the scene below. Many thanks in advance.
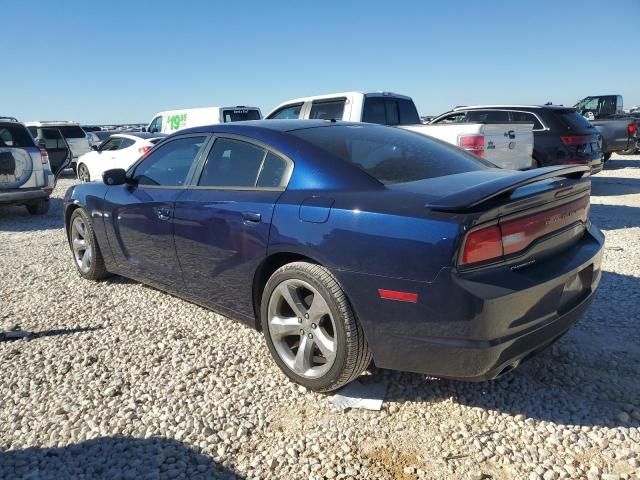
[433,112,467,124]
[133,136,206,186]
[100,137,125,151]
[199,138,266,187]
[268,104,302,120]
[148,116,162,133]
[309,99,345,120]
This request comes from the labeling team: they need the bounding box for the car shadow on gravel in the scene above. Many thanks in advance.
[0,436,244,480]
[590,203,640,230]
[0,197,65,232]
[378,270,640,429]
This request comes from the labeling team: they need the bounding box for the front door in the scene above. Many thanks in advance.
[173,136,293,320]
[104,134,209,287]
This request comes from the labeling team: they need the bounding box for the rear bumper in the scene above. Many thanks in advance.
[0,187,50,205]
[336,224,604,380]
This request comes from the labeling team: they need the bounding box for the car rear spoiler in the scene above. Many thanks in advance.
[425,165,590,212]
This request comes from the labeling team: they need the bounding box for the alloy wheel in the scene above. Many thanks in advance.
[78,164,90,182]
[71,216,92,274]
[267,279,337,378]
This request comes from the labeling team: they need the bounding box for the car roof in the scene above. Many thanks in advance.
[24,121,81,126]
[179,119,353,135]
[452,105,574,111]
[111,132,167,140]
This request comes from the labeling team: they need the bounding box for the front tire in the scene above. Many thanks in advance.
[26,199,50,215]
[77,163,91,182]
[261,262,372,392]
[68,208,108,280]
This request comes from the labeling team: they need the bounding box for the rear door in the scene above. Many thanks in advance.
[466,110,534,169]
[58,125,91,158]
[173,135,292,319]
[104,134,209,286]
[30,127,72,176]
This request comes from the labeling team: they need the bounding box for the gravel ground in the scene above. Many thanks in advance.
[1,155,639,480]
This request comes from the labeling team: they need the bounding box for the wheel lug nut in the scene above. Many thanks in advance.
[297,317,302,323]
[311,323,317,329]
[307,333,313,339]
[304,313,309,319]
[300,329,304,335]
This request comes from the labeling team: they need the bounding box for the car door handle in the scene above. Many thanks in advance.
[157,207,171,221]
[242,211,261,223]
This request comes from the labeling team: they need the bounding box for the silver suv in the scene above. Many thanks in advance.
[0,118,68,214]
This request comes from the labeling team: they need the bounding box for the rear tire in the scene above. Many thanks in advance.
[26,199,49,215]
[603,152,612,162]
[261,261,372,392]
[68,208,109,280]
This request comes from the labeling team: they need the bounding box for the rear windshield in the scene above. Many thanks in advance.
[57,126,86,138]
[0,124,35,148]
[290,125,489,185]
[555,110,594,131]
[222,109,261,122]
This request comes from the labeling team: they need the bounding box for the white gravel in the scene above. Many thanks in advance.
[1,156,639,480]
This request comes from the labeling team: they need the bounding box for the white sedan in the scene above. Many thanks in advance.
[76,133,165,182]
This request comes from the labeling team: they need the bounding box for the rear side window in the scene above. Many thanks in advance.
[222,109,261,122]
[309,99,345,120]
[466,110,510,123]
[268,104,302,120]
[119,138,135,149]
[199,138,266,187]
[509,111,543,130]
[555,110,594,131]
[291,125,488,185]
[257,152,289,188]
[133,136,206,186]
[0,125,35,148]
[362,97,420,126]
[99,138,122,151]
[58,126,86,138]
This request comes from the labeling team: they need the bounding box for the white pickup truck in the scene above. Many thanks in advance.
[266,92,534,169]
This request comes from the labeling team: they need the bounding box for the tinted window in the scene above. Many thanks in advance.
[397,98,420,125]
[99,138,121,151]
[257,152,289,188]
[385,100,400,126]
[309,99,345,120]
[199,138,266,187]
[58,126,86,138]
[119,138,135,149]
[34,128,68,150]
[362,98,386,124]
[222,109,261,122]
[509,111,543,130]
[148,116,162,133]
[133,136,206,186]
[269,104,303,120]
[466,110,510,123]
[0,125,35,148]
[291,125,488,185]
[556,110,594,131]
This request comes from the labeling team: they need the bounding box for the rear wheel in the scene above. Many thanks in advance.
[77,163,90,182]
[69,208,108,280]
[261,261,372,392]
[26,199,49,215]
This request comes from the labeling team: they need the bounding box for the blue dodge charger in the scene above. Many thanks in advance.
[64,120,604,392]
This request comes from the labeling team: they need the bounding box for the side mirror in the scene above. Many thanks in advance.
[102,168,130,186]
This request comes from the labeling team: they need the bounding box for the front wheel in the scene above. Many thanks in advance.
[68,208,109,280]
[77,163,91,182]
[261,262,372,392]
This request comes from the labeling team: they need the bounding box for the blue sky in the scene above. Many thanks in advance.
[2,0,639,124]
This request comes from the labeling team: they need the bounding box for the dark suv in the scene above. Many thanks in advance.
[431,106,604,174]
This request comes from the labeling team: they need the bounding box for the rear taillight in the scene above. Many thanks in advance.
[560,135,590,146]
[39,147,49,164]
[628,123,638,136]
[138,146,152,155]
[460,196,590,266]
[458,135,485,157]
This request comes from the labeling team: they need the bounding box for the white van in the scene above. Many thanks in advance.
[147,106,262,134]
